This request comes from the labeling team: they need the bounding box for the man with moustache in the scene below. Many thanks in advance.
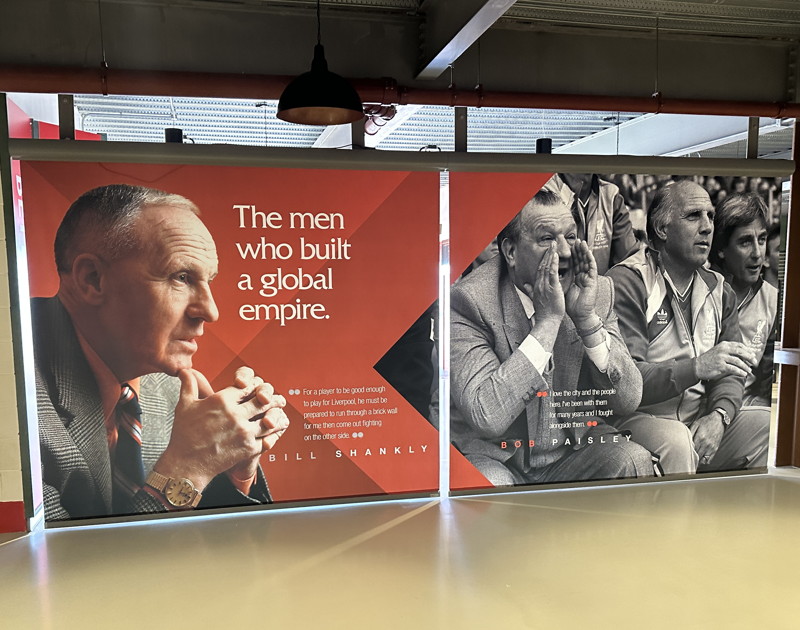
[34,184,289,520]
[449,188,653,487]
[608,181,769,475]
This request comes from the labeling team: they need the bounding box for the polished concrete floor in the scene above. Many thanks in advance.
[1,471,800,629]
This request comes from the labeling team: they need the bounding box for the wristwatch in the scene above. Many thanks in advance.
[714,407,731,427]
[145,471,202,508]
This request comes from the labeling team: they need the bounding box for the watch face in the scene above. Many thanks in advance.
[164,479,196,507]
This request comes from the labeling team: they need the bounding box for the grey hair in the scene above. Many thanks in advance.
[54,184,199,272]
[498,188,567,247]
[646,180,701,246]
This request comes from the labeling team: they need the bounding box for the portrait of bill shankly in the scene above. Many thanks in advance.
[34,183,289,520]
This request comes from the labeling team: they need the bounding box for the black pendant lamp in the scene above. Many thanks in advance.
[276,0,364,125]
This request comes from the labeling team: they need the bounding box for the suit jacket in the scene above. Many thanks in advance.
[449,256,642,473]
[33,297,271,522]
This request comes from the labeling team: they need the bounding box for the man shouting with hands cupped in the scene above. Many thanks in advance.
[34,184,289,521]
[449,186,653,487]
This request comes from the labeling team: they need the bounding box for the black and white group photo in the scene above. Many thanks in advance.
[449,172,781,488]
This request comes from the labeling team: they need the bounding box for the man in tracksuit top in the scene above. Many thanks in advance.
[709,192,778,408]
[544,173,641,275]
[607,180,769,475]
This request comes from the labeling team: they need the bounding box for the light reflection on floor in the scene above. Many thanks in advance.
[1,470,799,629]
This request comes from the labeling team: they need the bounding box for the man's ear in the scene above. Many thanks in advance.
[653,221,669,242]
[500,237,515,269]
[70,254,106,305]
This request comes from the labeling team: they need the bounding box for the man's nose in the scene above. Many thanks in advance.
[189,284,219,322]
[556,236,572,258]
[699,213,713,233]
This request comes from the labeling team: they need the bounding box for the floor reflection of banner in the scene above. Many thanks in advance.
[21,161,440,524]
[449,172,779,492]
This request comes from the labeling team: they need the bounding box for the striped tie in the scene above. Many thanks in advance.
[112,383,145,514]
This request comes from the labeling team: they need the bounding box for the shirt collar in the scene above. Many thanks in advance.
[73,328,141,426]
[514,285,535,320]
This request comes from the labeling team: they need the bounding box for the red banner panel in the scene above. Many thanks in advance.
[21,161,439,524]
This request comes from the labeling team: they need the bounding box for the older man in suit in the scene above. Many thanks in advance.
[35,184,289,521]
[450,187,653,486]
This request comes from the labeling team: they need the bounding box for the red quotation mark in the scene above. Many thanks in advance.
[586,420,598,427]
[536,391,548,397]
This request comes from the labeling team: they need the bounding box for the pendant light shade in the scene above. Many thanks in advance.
[277,44,364,125]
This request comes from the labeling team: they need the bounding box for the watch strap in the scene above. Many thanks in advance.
[145,470,170,492]
[714,407,731,426]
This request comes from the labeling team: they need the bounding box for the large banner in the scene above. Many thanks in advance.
[20,161,440,523]
[449,172,781,491]
[17,159,784,520]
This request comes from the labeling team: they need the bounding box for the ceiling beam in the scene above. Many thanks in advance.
[416,0,517,81]
[553,113,785,157]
